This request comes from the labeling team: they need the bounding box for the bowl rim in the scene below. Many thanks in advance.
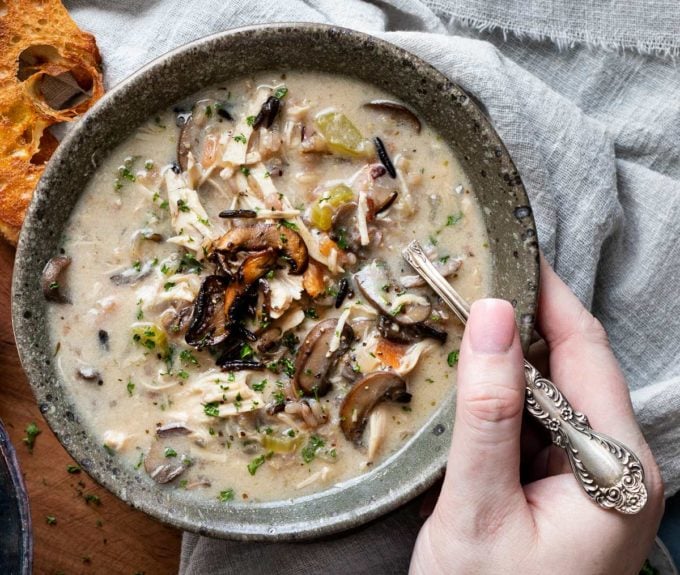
[11,22,539,540]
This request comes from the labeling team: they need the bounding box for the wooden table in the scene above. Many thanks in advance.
[0,241,181,574]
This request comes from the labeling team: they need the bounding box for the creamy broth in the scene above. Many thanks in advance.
[47,71,491,502]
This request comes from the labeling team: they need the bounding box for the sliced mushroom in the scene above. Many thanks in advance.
[256,326,282,355]
[377,315,447,344]
[185,275,231,348]
[156,423,192,437]
[144,434,193,484]
[252,96,281,129]
[363,100,421,133]
[110,260,154,286]
[340,371,411,444]
[293,318,354,397]
[223,249,278,323]
[354,261,431,325]
[42,255,71,303]
[213,223,308,274]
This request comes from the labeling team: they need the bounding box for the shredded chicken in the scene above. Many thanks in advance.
[268,270,304,319]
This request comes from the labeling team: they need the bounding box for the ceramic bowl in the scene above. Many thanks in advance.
[12,23,538,540]
[0,420,32,573]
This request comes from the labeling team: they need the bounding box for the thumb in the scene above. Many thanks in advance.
[438,299,526,516]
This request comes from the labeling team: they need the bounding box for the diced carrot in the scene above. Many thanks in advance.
[319,237,339,257]
[303,260,326,298]
[375,338,407,369]
[200,134,219,168]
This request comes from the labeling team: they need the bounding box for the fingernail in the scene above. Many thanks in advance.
[468,299,515,354]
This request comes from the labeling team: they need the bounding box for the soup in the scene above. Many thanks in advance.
[45,71,491,502]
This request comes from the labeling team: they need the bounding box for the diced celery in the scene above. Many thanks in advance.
[311,203,333,231]
[326,184,354,207]
[314,111,367,157]
[261,433,303,454]
[131,322,168,354]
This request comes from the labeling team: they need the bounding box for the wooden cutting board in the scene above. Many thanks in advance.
[0,241,181,574]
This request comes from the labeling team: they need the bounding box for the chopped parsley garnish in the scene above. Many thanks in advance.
[272,390,286,406]
[66,464,81,474]
[159,200,169,210]
[280,357,295,377]
[240,344,254,360]
[179,349,199,367]
[274,86,288,99]
[447,350,460,367]
[134,452,144,469]
[281,332,299,352]
[84,493,101,506]
[176,199,190,213]
[179,479,188,489]
[439,255,450,263]
[126,379,135,396]
[48,281,59,290]
[402,406,412,412]
[218,488,235,502]
[304,307,318,319]
[227,371,236,382]
[164,447,177,458]
[252,379,267,392]
[118,166,136,182]
[335,228,349,250]
[204,402,220,417]
[280,219,299,231]
[103,444,115,456]
[234,133,247,144]
[247,453,269,476]
[177,370,189,380]
[446,212,464,226]
[164,281,176,291]
[429,235,439,246]
[240,166,250,176]
[425,378,435,384]
[246,115,256,127]
[23,422,41,453]
[132,260,142,271]
[144,160,154,170]
[178,253,203,274]
[301,435,325,463]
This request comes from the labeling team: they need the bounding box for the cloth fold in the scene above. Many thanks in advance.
[63,0,680,572]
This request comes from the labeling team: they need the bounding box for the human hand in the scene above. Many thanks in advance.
[409,258,664,575]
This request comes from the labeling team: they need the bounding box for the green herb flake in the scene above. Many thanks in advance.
[66,464,81,474]
[280,357,295,377]
[177,370,189,380]
[240,166,251,176]
[179,479,188,489]
[126,379,135,396]
[280,219,299,231]
[176,199,190,213]
[446,212,464,226]
[134,452,144,469]
[46,515,57,526]
[247,454,267,476]
[439,255,450,263]
[144,160,154,170]
[164,281,176,291]
[159,200,169,210]
[234,133,247,144]
[103,444,115,456]
[301,435,325,464]
[227,371,236,382]
[179,349,199,367]
[23,422,41,453]
[239,344,254,360]
[304,307,318,319]
[178,253,203,274]
[447,350,460,367]
[164,447,178,458]
[203,402,220,417]
[48,281,59,290]
[219,488,235,502]
[252,379,267,392]
[274,86,288,99]
[246,115,256,127]
[84,493,101,506]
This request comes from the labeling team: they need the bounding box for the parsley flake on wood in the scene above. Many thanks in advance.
[23,422,41,453]
[46,515,57,526]
[66,464,81,474]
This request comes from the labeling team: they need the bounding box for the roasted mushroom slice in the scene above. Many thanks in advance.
[354,261,431,325]
[42,255,71,303]
[110,260,154,286]
[213,223,308,274]
[223,249,278,323]
[340,371,411,444]
[362,100,422,133]
[377,315,447,344]
[185,275,231,348]
[293,318,354,397]
[144,433,194,484]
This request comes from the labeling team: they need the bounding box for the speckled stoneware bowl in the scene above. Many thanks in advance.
[12,23,539,540]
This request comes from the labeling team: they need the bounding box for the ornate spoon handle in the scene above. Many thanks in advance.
[402,240,647,515]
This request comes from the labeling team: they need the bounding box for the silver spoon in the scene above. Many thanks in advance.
[402,240,647,515]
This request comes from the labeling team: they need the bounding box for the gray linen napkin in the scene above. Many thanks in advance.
[64,0,680,572]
